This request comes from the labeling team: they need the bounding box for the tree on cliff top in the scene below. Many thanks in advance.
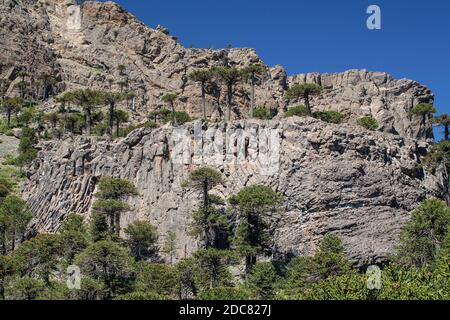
[188,69,214,121]
[161,93,178,126]
[284,83,323,116]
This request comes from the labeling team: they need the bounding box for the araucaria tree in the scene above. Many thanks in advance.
[229,185,282,275]
[92,177,138,237]
[213,67,241,123]
[1,97,23,127]
[433,114,450,141]
[100,92,126,136]
[67,89,103,135]
[161,93,178,126]
[241,64,266,117]
[185,167,227,248]
[411,103,436,127]
[188,69,213,121]
[284,83,323,116]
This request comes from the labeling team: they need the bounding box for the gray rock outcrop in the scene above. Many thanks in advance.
[23,118,445,266]
[0,0,434,141]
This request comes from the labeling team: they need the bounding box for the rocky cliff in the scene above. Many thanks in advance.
[23,118,445,266]
[1,0,444,266]
[1,0,434,141]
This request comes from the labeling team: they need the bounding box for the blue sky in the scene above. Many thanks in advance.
[106,0,449,138]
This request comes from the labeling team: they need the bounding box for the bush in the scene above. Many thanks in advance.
[357,116,378,131]
[172,111,191,125]
[197,287,251,300]
[285,105,308,118]
[313,111,343,124]
[252,107,272,120]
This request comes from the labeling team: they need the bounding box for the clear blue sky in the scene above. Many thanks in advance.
[107,0,449,138]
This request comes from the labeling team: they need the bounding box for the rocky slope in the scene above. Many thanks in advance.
[1,0,434,141]
[23,118,445,266]
[1,0,444,266]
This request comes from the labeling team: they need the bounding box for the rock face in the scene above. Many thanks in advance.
[23,118,446,266]
[0,0,434,141]
[2,0,444,266]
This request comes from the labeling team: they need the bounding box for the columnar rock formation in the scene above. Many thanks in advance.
[23,118,445,266]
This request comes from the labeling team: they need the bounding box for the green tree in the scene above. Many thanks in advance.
[357,116,379,131]
[4,276,46,300]
[284,83,323,116]
[124,220,158,261]
[90,212,110,242]
[1,97,23,127]
[411,103,436,127]
[74,240,134,294]
[422,140,450,175]
[245,261,278,299]
[92,199,130,237]
[43,112,60,128]
[67,89,103,135]
[97,176,138,199]
[185,168,227,248]
[186,167,223,208]
[161,93,179,126]
[163,231,177,265]
[193,248,236,290]
[0,255,17,299]
[313,111,343,123]
[188,69,213,120]
[285,105,309,118]
[241,64,266,117]
[113,109,129,137]
[57,214,89,264]
[229,185,282,274]
[175,257,199,299]
[0,195,32,252]
[433,114,450,141]
[396,198,450,267]
[101,92,126,136]
[64,112,84,134]
[70,276,110,300]
[12,234,60,284]
[134,262,178,297]
[213,67,241,122]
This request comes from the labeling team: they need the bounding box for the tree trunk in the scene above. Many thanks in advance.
[201,83,206,121]
[171,102,177,126]
[86,108,92,135]
[115,213,121,236]
[305,93,312,116]
[7,111,11,127]
[250,76,255,117]
[109,102,115,136]
[226,83,233,123]
[11,230,15,251]
[203,180,209,208]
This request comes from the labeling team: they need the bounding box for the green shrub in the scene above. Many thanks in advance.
[411,103,436,116]
[252,107,272,120]
[313,111,343,124]
[357,116,379,131]
[285,105,308,118]
[172,111,191,125]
